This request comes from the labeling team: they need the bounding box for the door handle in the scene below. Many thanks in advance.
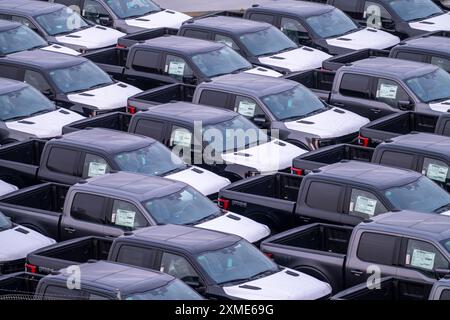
[64,227,76,234]
[350,269,363,276]
[370,108,381,114]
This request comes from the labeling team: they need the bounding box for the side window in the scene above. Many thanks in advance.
[380,151,415,169]
[116,245,159,268]
[82,0,111,25]
[47,147,79,175]
[306,182,342,212]
[43,286,87,300]
[234,96,265,119]
[0,65,21,80]
[375,78,410,107]
[214,34,240,51]
[107,199,149,230]
[405,239,449,272]
[440,289,450,300]
[82,153,111,178]
[280,17,309,44]
[11,16,38,32]
[24,70,52,94]
[198,90,230,108]
[394,51,426,63]
[71,193,107,224]
[339,74,372,99]
[183,29,210,40]
[0,14,11,21]
[364,1,392,29]
[422,157,449,184]
[133,119,165,141]
[132,50,162,74]
[170,126,193,148]
[248,13,275,25]
[431,56,450,73]
[357,232,399,265]
[160,252,201,283]
[349,188,388,219]
[164,55,194,81]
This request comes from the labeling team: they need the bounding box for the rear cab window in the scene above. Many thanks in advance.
[339,73,373,99]
[357,232,400,265]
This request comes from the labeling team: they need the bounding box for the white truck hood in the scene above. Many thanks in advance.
[258,47,332,72]
[284,107,370,139]
[40,45,81,56]
[409,12,450,32]
[243,67,283,78]
[68,82,142,111]
[5,109,84,139]
[55,26,125,50]
[0,180,18,196]
[326,28,400,50]
[223,268,332,300]
[428,99,450,112]
[196,212,270,243]
[124,10,191,29]
[166,166,230,196]
[221,139,307,174]
[0,226,55,262]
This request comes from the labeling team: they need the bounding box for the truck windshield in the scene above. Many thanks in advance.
[0,25,47,55]
[144,186,220,225]
[36,7,90,36]
[105,0,161,19]
[196,240,278,285]
[406,69,450,103]
[114,143,187,177]
[49,61,114,94]
[384,176,450,213]
[203,115,268,153]
[0,212,12,231]
[126,279,203,300]
[388,0,443,22]
[239,26,297,57]
[262,85,327,121]
[306,8,359,39]
[191,46,252,78]
[0,86,55,122]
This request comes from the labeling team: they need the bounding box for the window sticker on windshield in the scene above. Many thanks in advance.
[237,100,256,117]
[426,163,448,182]
[354,196,377,216]
[377,83,398,99]
[168,61,185,76]
[410,249,435,270]
[172,130,192,147]
[114,209,136,228]
[88,162,107,177]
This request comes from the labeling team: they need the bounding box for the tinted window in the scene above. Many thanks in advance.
[333,0,360,12]
[349,188,388,219]
[306,182,342,212]
[248,13,275,24]
[198,90,229,108]
[422,157,449,184]
[71,193,106,224]
[183,29,210,40]
[133,119,165,141]
[160,252,201,283]
[214,34,240,51]
[116,245,158,268]
[364,1,392,29]
[440,289,450,300]
[164,55,193,81]
[82,153,111,179]
[380,151,415,169]
[431,56,450,73]
[0,65,21,80]
[107,199,149,230]
[234,96,265,119]
[132,50,162,73]
[357,232,399,265]
[46,147,78,175]
[340,74,372,99]
[394,51,425,63]
[404,239,449,271]
[11,16,38,32]
[375,78,411,107]
[43,286,87,300]
[24,70,52,94]
[280,17,309,44]
[83,0,111,25]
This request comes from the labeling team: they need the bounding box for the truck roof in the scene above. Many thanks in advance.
[0,0,63,17]
[0,19,21,32]
[365,211,450,242]
[0,77,28,95]
[80,171,187,202]
[249,0,335,18]
[183,16,270,35]
[140,101,237,125]
[385,133,450,157]
[397,36,450,56]
[47,261,175,297]
[0,50,86,70]
[140,35,224,56]
[345,57,438,80]
[201,73,297,98]
[316,161,422,190]
[125,224,241,255]
[54,128,154,154]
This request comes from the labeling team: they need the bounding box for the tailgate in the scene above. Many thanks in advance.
[62,112,132,134]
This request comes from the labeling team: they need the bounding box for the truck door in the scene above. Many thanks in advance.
[103,199,151,237]
[341,187,389,225]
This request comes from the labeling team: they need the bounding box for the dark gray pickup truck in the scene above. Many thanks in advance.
[261,211,450,292]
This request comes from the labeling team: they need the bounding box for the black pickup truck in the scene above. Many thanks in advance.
[261,211,450,292]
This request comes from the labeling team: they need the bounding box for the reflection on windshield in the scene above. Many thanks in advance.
[306,8,358,38]
[0,212,12,231]
[36,7,89,36]
[406,69,450,103]
[389,0,443,22]
[0,25,47,55]
[126,279,203,300]
[240,26,297,56]
[105,0,160,19]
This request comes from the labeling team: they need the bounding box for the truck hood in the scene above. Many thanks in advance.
[40,44,81,56]
[284,107,370,139]
[221,139,307,174]
[0,180,18,196]
[243,67,283,78]
[124,10,191,29]
[5,109,84,139]
[222,268,332,300]
[428,99,450,112]
[166,166,230,196]
[196,212,270,243]
[55,26,125,50]
[409,12,450,32]
[67,82,142,111]
[326,28,400,50]
[0,226,55,262]
[258,47,332,72]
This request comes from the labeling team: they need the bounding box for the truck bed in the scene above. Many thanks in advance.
[62,112,132,135]
[26,237,113,275]
[322,49,390,71]
[284,70,334,101]
[292,144,374,173]
[127,83,196,110]
[83,48,128,79]
[0,272,43,300]
[117,27,178,48]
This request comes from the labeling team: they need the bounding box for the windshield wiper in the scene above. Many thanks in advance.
[188,214,218,226]
[427,97,450,103]
[281,108,327,121]
[161,166,187,176]
[434,203,450,213]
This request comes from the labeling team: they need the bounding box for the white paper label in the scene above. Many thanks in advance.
[172,130,192,147]
[426,163,448,182]
[115,209,136,228]
[377,83,398,99]
[237,100,256,117]
[411,249,435,270]
[354,196,377,216]
[168,61,185,76]
[88,162,107,177]
[217,38,234,48]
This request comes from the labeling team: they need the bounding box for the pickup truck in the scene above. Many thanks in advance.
[331,276,450,300]
[0,128,230,197]
[25,225,332,300]
[0,171,269,243]
[292,133,450,191]
[287,57,450,119]
[261,211,450,292]
[358,111,450,147]
[0,262,203,300]
[218,161,450,231]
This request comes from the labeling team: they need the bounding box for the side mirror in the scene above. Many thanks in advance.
[182,276,203,289]
[398,100,414,111]
[253,115,267,127]
[99,16,113,27]
[42,89,55,100]
[183,75,197,85]
[435,268,450,279]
